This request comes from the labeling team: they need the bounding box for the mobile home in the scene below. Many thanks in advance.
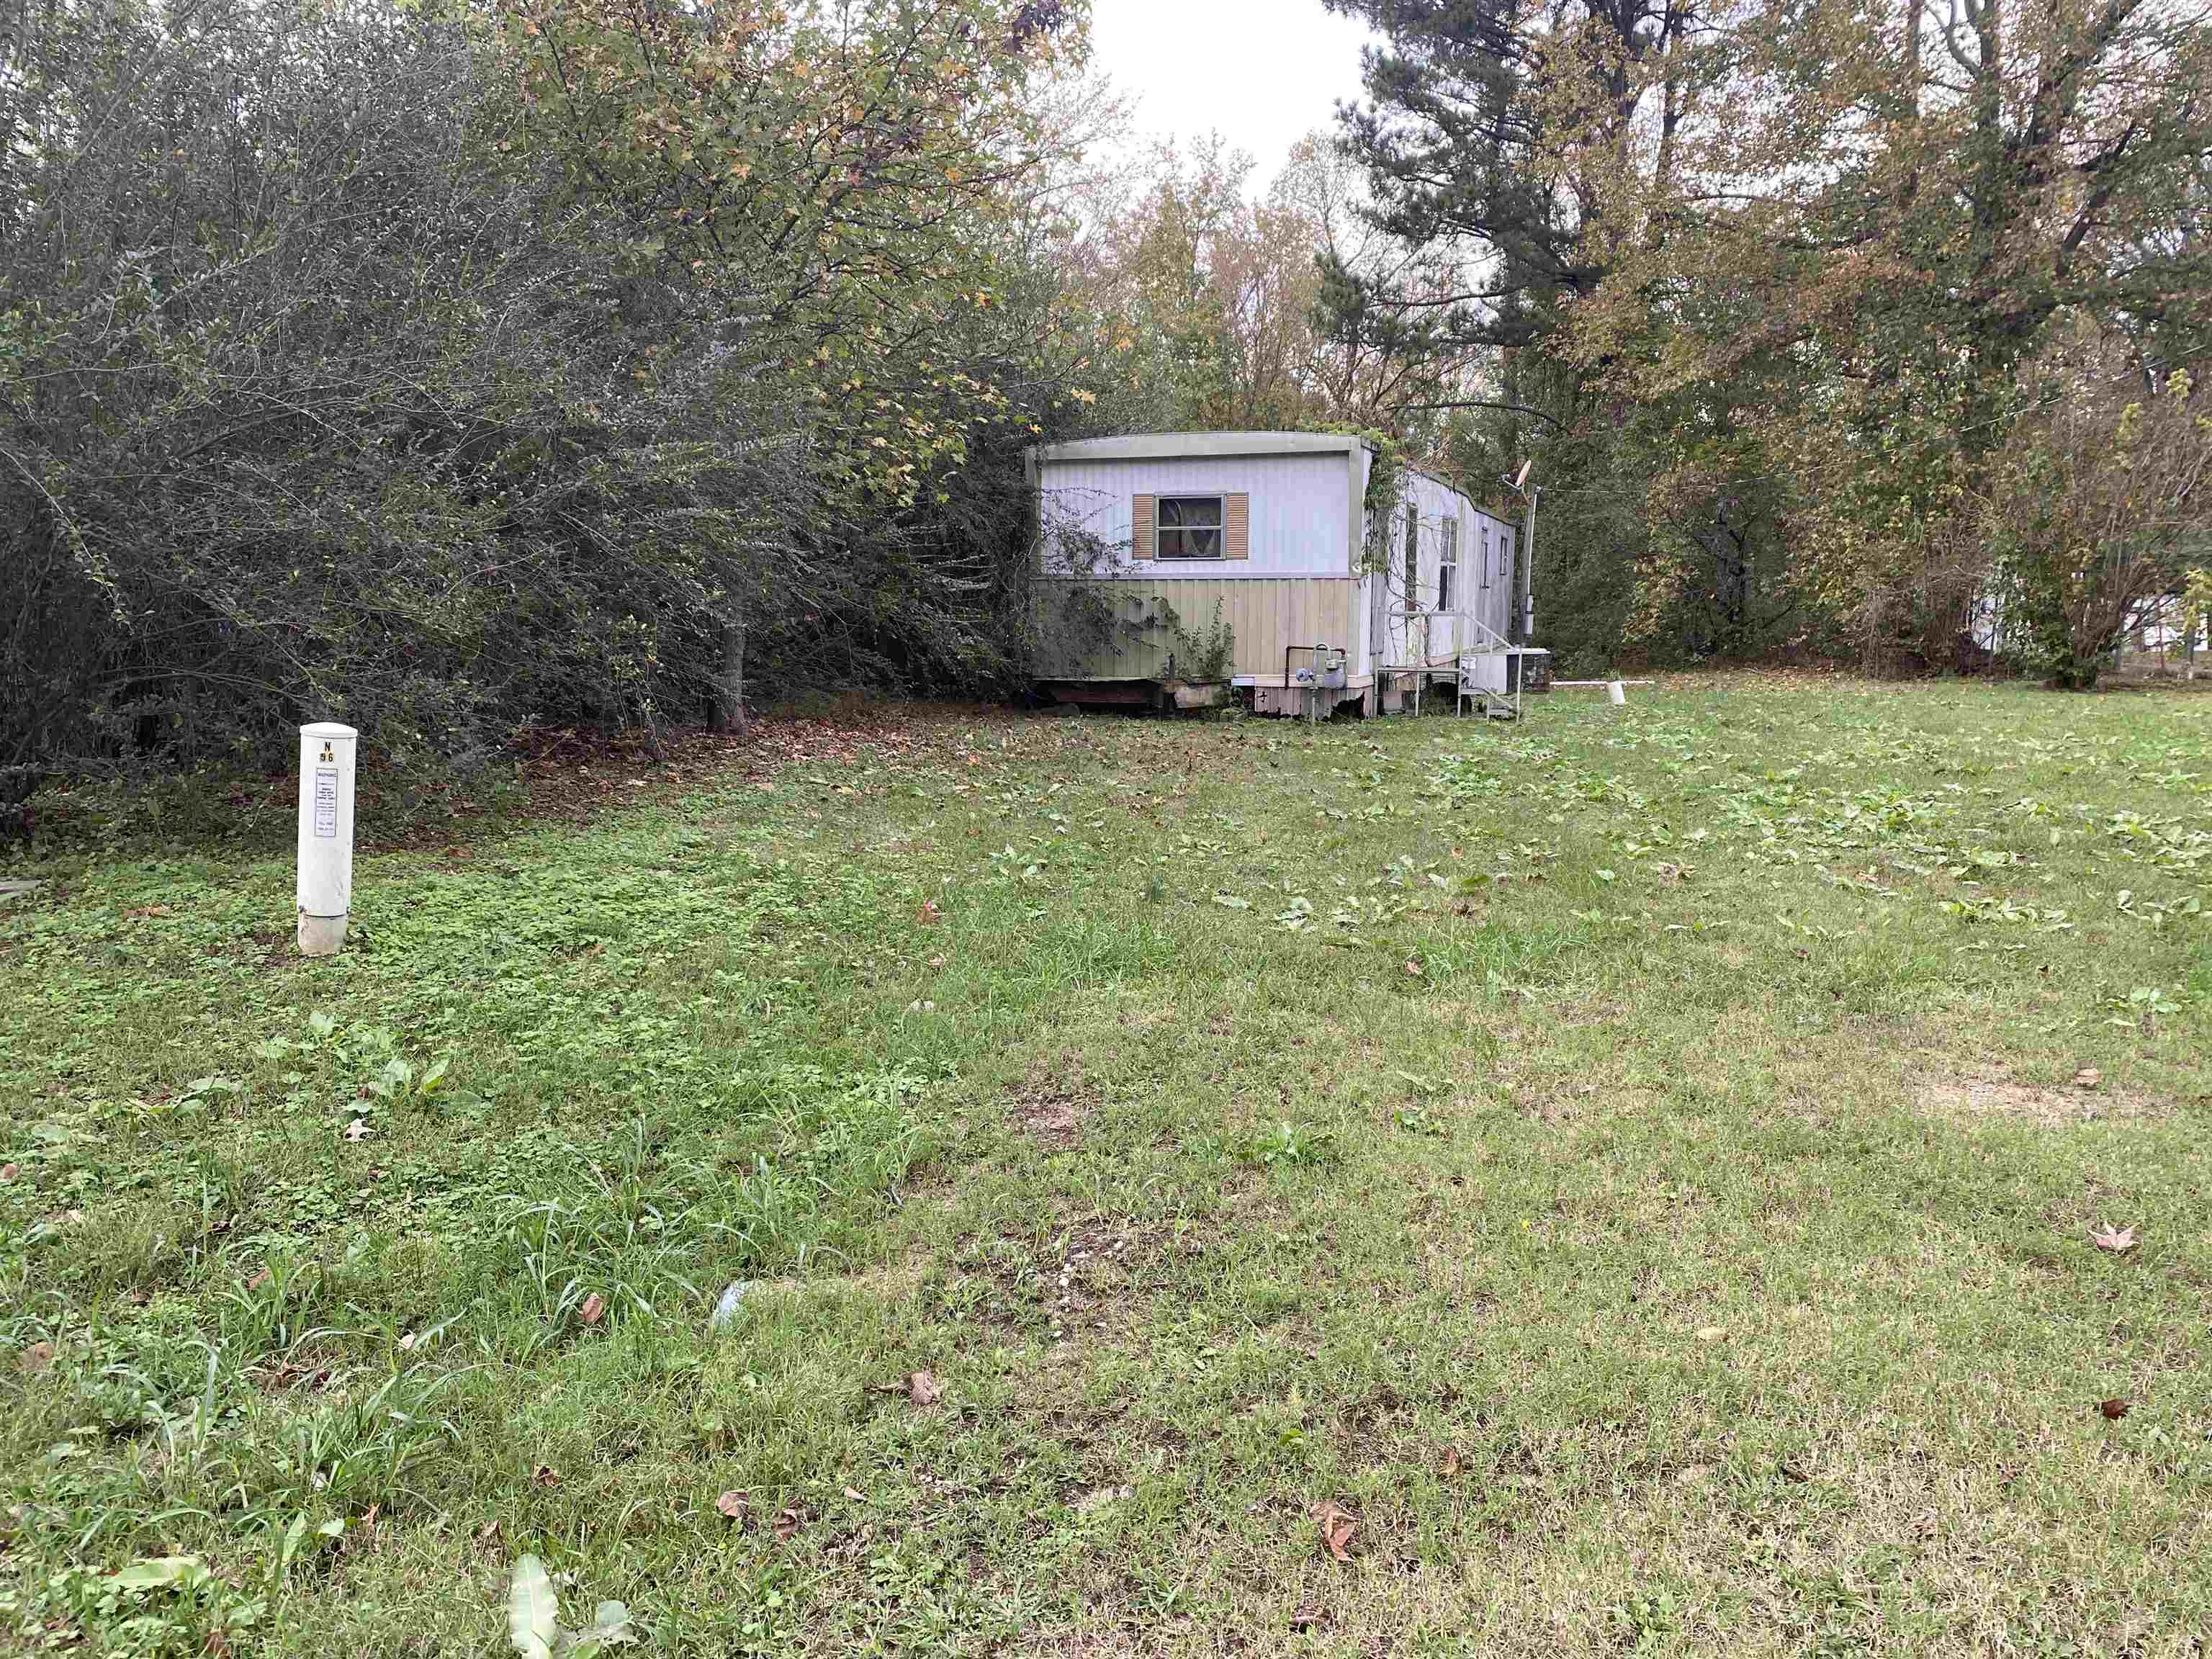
[1025,432,1529,714]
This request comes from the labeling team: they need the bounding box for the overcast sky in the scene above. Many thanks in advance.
[1087,0,1379,190]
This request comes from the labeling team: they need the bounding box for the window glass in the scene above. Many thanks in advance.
[1156,496,1224,559]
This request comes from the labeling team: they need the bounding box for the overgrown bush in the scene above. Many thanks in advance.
[0,0,1106,782]
[1986,366,2212,688]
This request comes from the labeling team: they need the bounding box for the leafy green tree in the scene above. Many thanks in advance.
[1580,0,2212,666]
[1321,0,1741,669]
[1984,351,2212,686]
[1329,0,2212,673]
[495,0,1092,508]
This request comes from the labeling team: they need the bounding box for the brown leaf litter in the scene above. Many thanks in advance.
[1310,1499,1357,1563]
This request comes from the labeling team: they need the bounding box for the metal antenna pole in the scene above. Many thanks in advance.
[1498,464,1537,646]
[1520,485,1539,645]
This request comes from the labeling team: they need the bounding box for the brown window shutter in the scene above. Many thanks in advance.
[1224,493,1249,560]
[1132,494,1155,560]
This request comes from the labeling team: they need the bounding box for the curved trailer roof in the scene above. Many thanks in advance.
[1028,431,1371,465]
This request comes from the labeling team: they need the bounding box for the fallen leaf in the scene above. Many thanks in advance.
[906,1370,943,1406]
[773,1506,804,1542]
[1439,1447,1460,1478]
[716,1490,749,1523]
[23,1340,54,1372]
[2099,1398,2131,1420]
[2090,1223,2137,1254]
[476,1520,500,1544]
[578,1292,606,1326]
[1310,1498,1357,1563]
[0,1163,16,1182]
[1403,958,1424,977]
[2074,1067,2103,1089]
[842,1486,867,1503]
[204,1629,231,1656]
[399,1331,420,1351]
[1778,1461,1810,1483]
[531,1465,559,1488]
[246,1267,271,1291]
[1290,1601,1331,1632]
[1695,1325,1728,1342]
[917,899,941,925]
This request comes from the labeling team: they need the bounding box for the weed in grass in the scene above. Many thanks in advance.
[0,1552,269,1658]
[1246,1119,1336,1169]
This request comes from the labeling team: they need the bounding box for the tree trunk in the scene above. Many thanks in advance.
[713,618,749,737]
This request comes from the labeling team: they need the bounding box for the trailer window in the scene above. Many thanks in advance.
[1155,497,1224,559]
[1438,518,1457,611]
[1480,526,1491,589]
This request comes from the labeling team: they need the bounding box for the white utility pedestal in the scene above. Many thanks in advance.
[296,722,357,956]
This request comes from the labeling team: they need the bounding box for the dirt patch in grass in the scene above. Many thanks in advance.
[1012,1055,1099,1147]
[1021,1217,1159,1340]
[1511,1077,1599,1126]
[1915,1065,2153,1127]
[945,1231,1048,1336]
[949,1211,1217,1347]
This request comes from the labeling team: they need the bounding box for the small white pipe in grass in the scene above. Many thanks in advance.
[296,721,357,956]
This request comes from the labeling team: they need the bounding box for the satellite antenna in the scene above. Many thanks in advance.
[1513,459,1533,491]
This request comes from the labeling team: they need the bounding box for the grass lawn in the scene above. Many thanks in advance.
[3,671,2209,1657]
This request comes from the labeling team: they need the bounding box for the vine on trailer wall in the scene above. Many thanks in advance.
[1027,525,1238,683]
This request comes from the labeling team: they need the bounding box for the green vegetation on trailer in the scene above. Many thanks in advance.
[2,674,2208,1655]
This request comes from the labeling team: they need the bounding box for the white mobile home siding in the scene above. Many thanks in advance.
[1370,468,1516,675]
[1038,451,1357,577]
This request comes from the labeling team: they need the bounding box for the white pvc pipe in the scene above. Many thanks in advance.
[297,722,357,956]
